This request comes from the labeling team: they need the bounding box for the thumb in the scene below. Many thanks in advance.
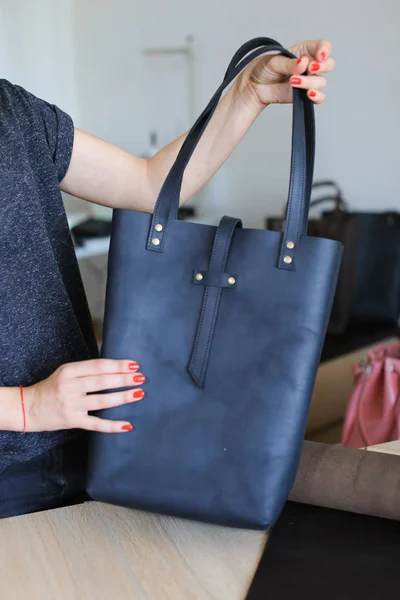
[269,53,310,77]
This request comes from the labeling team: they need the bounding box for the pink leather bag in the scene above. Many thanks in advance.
[342,341,400,448]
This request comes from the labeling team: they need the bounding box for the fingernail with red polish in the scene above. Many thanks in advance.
[122,424,133,431]
[311,63,320,72]
[309,91,317,98]
[320,51,326,61]
[133,374,146,384]
[291,77,302,85]
[129,362,140,371]
[296,57,302,64]
[133,390,145,400]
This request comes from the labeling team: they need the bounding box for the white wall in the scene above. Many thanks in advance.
[2,0,399,225]
[0,0,85,212]
[1,0,78,117]
[71,0,400,226]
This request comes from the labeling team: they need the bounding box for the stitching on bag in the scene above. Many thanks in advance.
[149,174,181,252]
[199,288,222,382]
[191,286,210,370]
[210,225,220,271]
[191,219,239,383]
[280,97,307,270]
[199,221,236,380]
[192,224,223,380]
[295,136,306,249]
[281,147,296,269]
[222,221,234,269]
[191,225,220,377]
[192,227,220,380]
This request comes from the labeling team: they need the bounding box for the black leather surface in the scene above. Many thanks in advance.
[247,502,400,599]
[86,38,343,529]
[352,212,400,324]
[189,216,242,388]
[321,322,400,363]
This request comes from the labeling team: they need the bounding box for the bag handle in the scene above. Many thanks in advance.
[226,39,315,236]
[147,37,315,271]
[311,180,342,193]
[309,195,348,211]
[310,180,346,211]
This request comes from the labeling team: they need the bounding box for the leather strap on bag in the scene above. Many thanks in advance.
[189,216,242,387]
[310,180,346,211]
[146,37,315,272]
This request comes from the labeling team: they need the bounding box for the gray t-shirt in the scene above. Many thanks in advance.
[0,79,99,468]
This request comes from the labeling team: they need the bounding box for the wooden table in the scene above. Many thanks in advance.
[0,502,266,600]
[1,441,399,600]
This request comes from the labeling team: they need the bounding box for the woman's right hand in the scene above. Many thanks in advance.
[23,359,145,433]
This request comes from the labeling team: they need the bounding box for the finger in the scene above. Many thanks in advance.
[84,388,145,411]
[73,372,146,394]
[290,75,327,92]
[290,40,332,63]
[268,54,310,77]
[307,57,336,75]
[315,39,332,63]
[58,358,141,380]
[307,90,326,104]
[80,415,135,434]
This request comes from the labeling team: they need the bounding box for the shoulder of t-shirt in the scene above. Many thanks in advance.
[0,78,54,120]
[0,78,75,182]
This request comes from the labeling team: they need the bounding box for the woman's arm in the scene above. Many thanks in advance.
[0,359,147,434]
[61,85,263,214]
[60,40,334,213]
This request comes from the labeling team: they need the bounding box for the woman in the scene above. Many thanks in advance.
[0,39,335,519]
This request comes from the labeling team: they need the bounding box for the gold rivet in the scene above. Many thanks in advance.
[283,256,292,265]
[227,276,236,285]
[151,237,160,246]
[195,273,203,281]
[155,224,163,232]
[286,241,295,250]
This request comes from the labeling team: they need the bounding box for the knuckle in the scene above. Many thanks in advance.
[121,360,130,372]
[111,422,123,434]
[101,420,116,433]
[94,375,107,391]
[57,364,71,381]
[59,402,71,422]
[124,391,134,404]
[95,359,110,373]
[54,379,66,397]
[90,421,104,433]
[95,395,108,410]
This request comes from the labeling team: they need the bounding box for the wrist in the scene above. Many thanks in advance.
[230,72,269,116]
[0,387,25,432]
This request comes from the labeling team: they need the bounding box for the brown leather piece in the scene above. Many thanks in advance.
[289,441,400,520]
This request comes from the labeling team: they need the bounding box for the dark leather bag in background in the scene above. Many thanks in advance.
[267,181,356,334]
[351,212,400,325]
[86,38,343,530]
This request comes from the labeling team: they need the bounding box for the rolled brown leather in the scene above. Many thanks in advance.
[289,441,400,521]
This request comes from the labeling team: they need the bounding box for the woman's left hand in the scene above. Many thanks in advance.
[238,39,335,107]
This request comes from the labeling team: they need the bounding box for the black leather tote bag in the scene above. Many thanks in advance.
[87,38,343,530]
[308,182,357,334]
[351,212,400,325]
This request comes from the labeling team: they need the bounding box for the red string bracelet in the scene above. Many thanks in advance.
[19,385,27,434]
